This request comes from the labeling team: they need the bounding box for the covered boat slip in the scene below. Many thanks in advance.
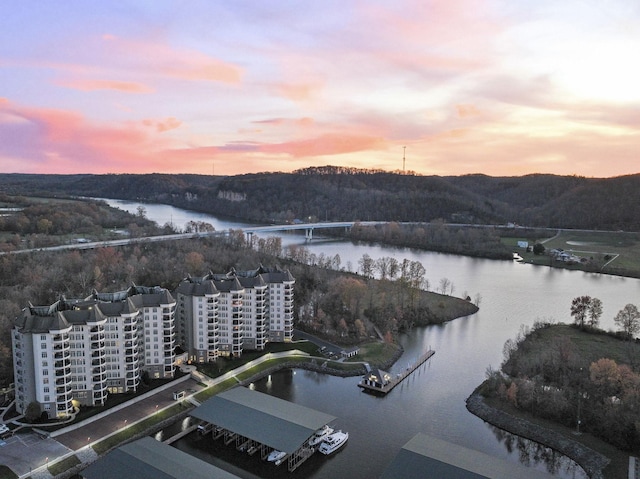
[81,436,240,479]
[191,386,336,472]
[381,433,556,479]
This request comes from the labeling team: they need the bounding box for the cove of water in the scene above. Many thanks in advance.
[102,198,639,478]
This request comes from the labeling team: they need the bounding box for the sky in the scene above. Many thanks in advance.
[1,0,639,178]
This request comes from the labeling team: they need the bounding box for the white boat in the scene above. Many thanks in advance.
[309,424,334,446]
[267,450,287,462]
[318,430,348,455]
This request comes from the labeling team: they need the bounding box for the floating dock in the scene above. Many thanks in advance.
[358,349,435,395]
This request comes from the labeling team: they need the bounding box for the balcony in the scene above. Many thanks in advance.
[56,385,72,395]
[126,379,139,388]
[57,401,73,412]
[93,390,108,401]
[55,367,71,377]
[57,351,72,363]
[52,334,69,343]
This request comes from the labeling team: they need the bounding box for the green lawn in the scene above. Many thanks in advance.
[504,230,640,277]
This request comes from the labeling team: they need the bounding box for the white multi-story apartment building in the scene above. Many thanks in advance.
[175,276,220,363]
[175,266,294,362]
[12,285,176,419]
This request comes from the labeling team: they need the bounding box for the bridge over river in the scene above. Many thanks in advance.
[0,221,388,255]
[240,220,386,240]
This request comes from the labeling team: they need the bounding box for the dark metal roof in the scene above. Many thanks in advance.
[81,437,239,479]
[381,433,556,479]
[190,386,335,454]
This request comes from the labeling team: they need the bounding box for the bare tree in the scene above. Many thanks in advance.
[570,296,591,329]
[439,277,451,295]
[587,297,603,327]
[614,303,640,339]
[358,253,375,278]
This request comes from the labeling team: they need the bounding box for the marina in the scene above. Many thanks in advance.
[358,349,435,395]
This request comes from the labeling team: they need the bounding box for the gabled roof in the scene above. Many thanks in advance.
[81,436,239,479]
[175,278,219,297]
[190,386,335,454]
[381,433,556,479]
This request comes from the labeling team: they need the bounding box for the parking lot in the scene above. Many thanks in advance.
[0,430,71,477]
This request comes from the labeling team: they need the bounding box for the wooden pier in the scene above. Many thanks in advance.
[358,349,435,395]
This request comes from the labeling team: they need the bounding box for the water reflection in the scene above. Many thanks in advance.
[487,424,588,478]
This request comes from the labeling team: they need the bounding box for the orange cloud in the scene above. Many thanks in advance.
[252,117,315,127]
[143,117,182,132]
[456,104,481,119]
[56,78,154,93]
[261,133,387,157]
[273,82,323,102]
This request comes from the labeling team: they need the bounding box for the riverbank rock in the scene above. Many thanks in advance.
[465,393,609,479]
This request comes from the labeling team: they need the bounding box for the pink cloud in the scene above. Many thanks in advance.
[0,99,167,173]
[101,34,243,84]
[56,78,154,93]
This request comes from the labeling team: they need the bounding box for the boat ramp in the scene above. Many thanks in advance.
[358,349,435,395]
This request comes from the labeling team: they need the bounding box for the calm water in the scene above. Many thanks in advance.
[103,198,640,478]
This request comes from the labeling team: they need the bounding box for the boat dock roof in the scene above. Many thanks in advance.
[190,386,336,454]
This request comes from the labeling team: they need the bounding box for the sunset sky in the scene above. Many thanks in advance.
[1,1,639,177]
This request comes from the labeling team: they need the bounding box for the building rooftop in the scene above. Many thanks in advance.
[380,433,557,479]
[190,386,335,454]
[80,436,239,479]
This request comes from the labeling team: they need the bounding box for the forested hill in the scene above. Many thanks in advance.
[1,167,639,231]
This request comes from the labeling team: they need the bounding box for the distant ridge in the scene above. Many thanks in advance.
[1,169,639,231]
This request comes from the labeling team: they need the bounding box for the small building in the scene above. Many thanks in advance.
[361,368,392,389]
[517,241,529,249]
[341,347,360,359]
[381,433,556,479]
[80,436,240,479]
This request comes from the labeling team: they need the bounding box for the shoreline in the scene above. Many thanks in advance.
[465,392,609,479]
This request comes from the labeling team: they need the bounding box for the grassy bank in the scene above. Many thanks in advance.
[504,230,640,277]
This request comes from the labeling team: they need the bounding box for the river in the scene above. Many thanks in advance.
[102,198,640,478]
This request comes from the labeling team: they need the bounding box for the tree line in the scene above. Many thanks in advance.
[4,169,640,231]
